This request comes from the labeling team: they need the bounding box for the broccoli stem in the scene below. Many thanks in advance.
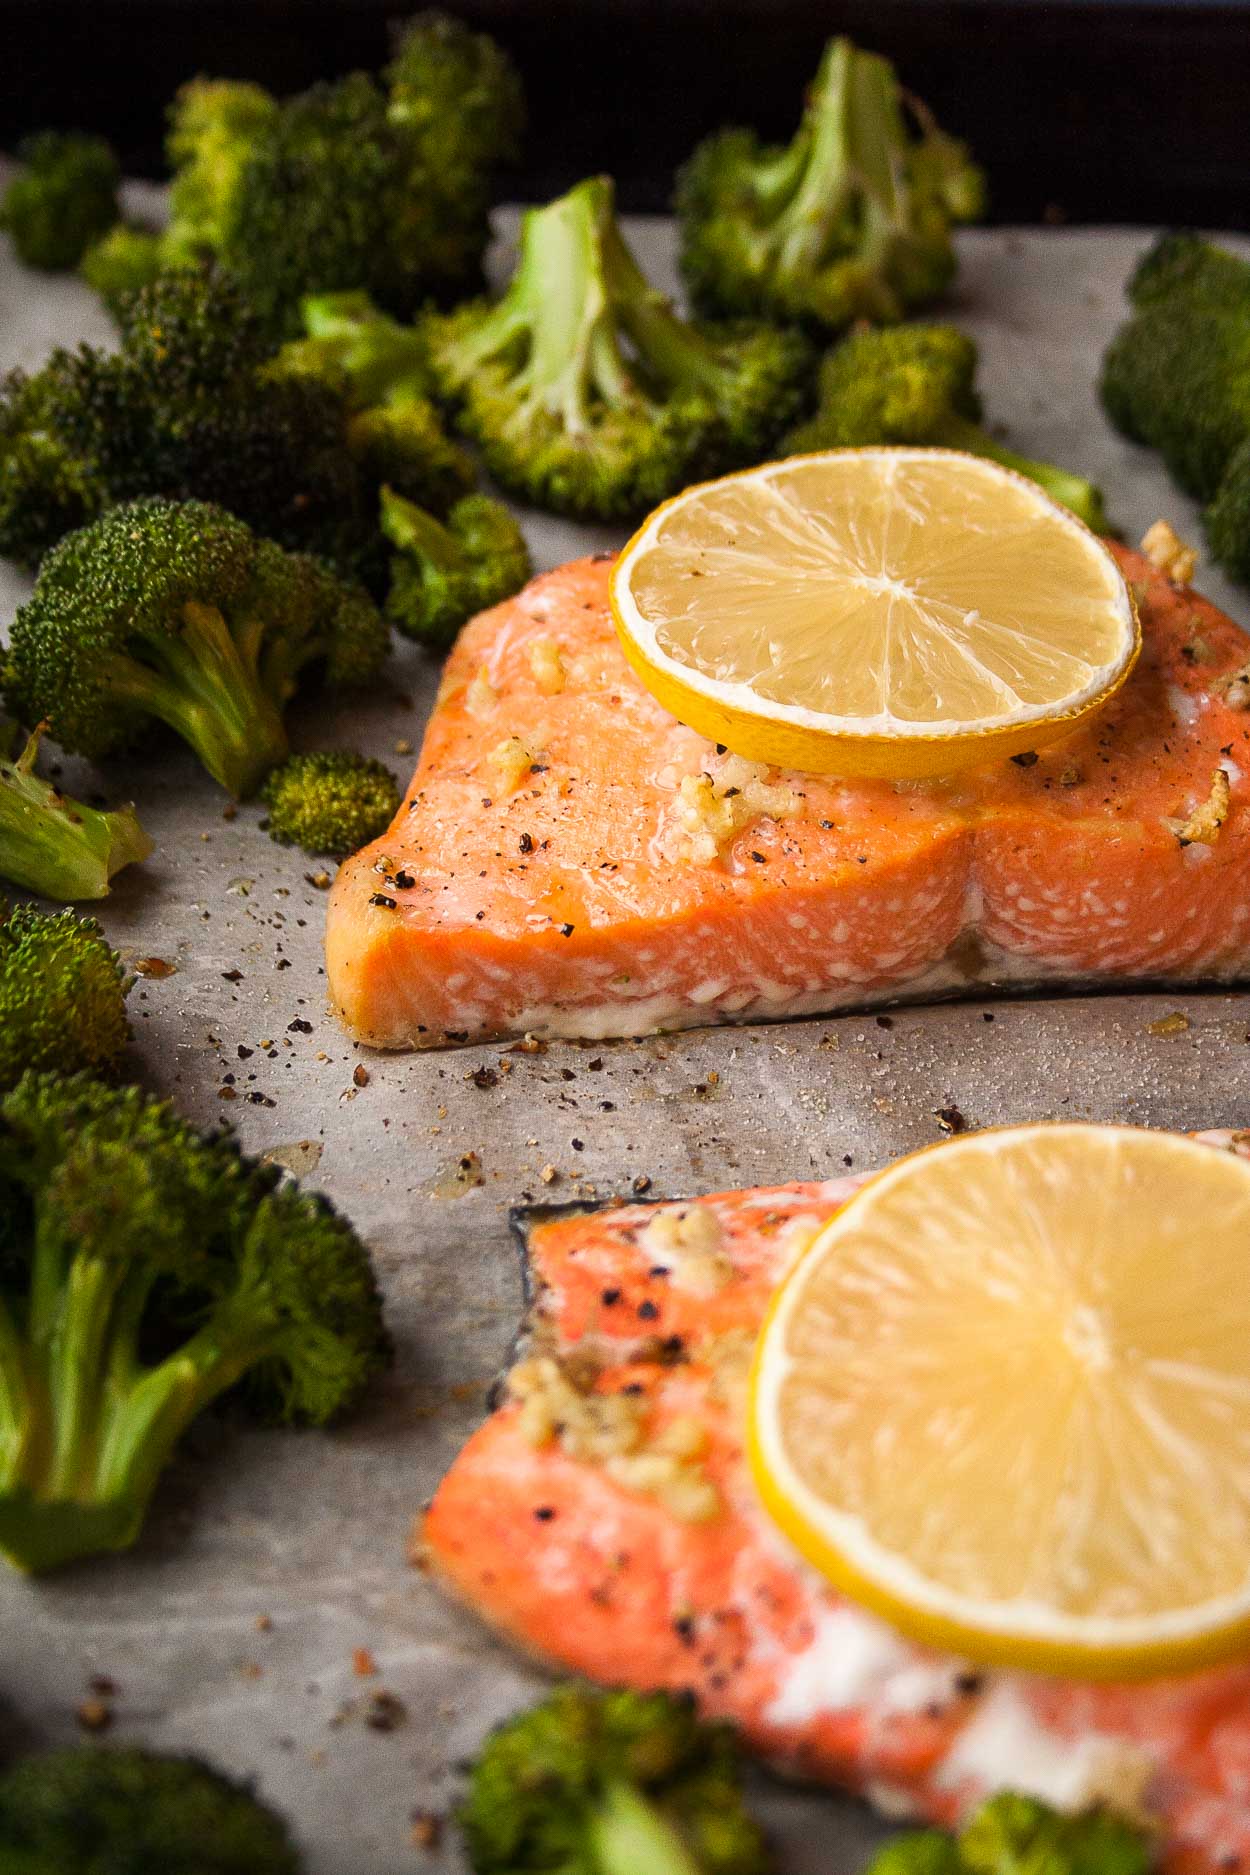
[773,38,856,276]
[378,492,466,572]
[599,208,737,400]
[588,1782,706,1875]
[0,725,152,901]
[937,415,1110,533]
[103,600,290,797]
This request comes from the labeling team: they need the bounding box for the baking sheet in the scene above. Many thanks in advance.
[2,198,1250,1872]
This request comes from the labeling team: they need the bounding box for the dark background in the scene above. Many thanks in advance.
[2,0,1249,227]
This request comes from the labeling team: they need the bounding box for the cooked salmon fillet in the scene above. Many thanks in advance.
[421,1137,1250,1873]
[329,548,1250,1049]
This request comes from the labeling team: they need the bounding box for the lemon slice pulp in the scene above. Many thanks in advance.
[611,449,1138,779]
[749,1123,1250,1678]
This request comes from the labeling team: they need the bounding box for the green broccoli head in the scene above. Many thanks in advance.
[676,38,983,333]
[1100,232,1250,505]
[1203,432,1250,583]
[79,222,169,318]
[348,395,476,517]
[0,1069,390,1572]
[382,487,531,646]
[866,1795,1153,1875]
[0,903,131,1090]
[279,290,431,407]
[260,750,401,858]
[0,721,152,901]
[1,131,120,272]
[460,1685,773,1875]
[424,176,813,520]
[165,76,279,262]
[783,323,1110,532]
[0,1746,300,1872]
[0,366,108,570]
[7,498,388,799]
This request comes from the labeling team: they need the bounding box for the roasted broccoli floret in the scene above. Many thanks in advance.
[425,175,813,519]
[784,324,1110,531]
[676,38,983,333]
[0,266,399,578]
[382,486,531,645]
[1101,233,1250,580]
[276,291,475,516]
[1,131,120,271]
[0,720,151,900]
[261,750,401,858]
[0,365,107,569]
[868,1794,1153,1875]
[0,1069,390,1572]
[0,903,131,1091]
[459,1685,773,1875]
[79,221,168,316]
[164,77,280,263]
[0,1746,301,1871]
[6,498,389,799]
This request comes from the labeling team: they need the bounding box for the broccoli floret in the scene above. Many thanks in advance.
[425,175,813,520]
[382,486,531,646]
[0,721,152,900]
[0,1746,300,1871]
[676,38,983,333]
[6,498,389,799]
[79,221,168,317]
[1100,233,1250,579]
[276,292,476,515]
[0,267,390,577]
[869,1795,1153,1875]
[1,131,120,272]
[0,367,107,569]
[0,1069,390,1572]
[460,1685,773,1875]
[0,903,131,1091]
[260,750,401,858]
[164,77,279,263]
[783,324,1110,531]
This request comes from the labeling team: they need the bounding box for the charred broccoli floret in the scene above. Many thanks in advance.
[0,1070,390,1572]
[676,38,983,333]
[0,720,151,900]
[0,267,411,580]
[425,175,813,519]
[0,903,131,1091]
[1101,233,1250,580]
[382,486,531,645]
[6,498,388,799]
[79,221,168,316]
[261,749,401,857]
[164,77,279,263]
[1,131,120,271]
[867,1794,1152,1875]
[0,1747,300,1872]
[784,323,1110,530]
[460,1685,773,1875]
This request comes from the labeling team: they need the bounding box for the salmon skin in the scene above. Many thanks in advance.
[421,1138,1250,1874]
[328,547,1250,1050]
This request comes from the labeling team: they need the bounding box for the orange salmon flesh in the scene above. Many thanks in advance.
[421,1138,1250,1874]
[328,548,1250,1049]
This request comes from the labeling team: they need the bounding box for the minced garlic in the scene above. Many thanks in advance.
[465,667,498,719]
[1167,766,1231,846]
[676,753,800,865]
[507,1357,720,1523]
[1141,519,1197,586]
[486,735,533,793]
[1216,662,1250,711]
[642,1204,733,1297]
[528,636,566,695]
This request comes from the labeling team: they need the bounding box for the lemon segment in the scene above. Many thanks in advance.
[749,1123,1250,1679]
[611,449,1139,779]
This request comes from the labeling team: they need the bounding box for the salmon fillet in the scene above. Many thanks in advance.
[421,1137,1250,1874]
[329,547,1250,1049]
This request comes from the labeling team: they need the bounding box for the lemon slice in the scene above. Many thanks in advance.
[749,1123,1250,1678]
[611,449,1138,779]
